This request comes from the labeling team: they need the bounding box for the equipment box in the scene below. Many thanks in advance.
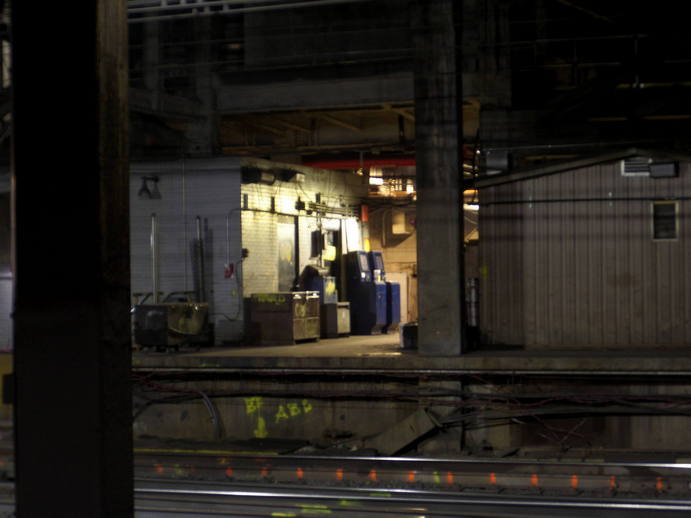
[249,291,320,345]
[133,302,209,351]
[321,302,351,338]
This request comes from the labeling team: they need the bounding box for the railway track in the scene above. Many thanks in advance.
[135,478,691,517]
[135,450,691,499]
[2,451,691,516]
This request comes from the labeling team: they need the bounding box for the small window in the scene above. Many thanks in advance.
[652,201,678,240]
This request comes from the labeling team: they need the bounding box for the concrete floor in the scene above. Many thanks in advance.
[191,332,404,358]
[132,331,691,373]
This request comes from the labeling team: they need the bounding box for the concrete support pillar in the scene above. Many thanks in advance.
[413,0,466,355]
[12,1,132,515]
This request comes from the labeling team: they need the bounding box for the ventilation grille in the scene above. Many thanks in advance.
[621,157,651,176]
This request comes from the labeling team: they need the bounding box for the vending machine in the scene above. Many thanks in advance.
[346,251,387,334]
[368,251,401,333]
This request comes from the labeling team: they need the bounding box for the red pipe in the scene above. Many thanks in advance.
[303,148,476,169]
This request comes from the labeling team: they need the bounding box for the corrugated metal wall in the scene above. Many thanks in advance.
[480,160,691,347]
[0,278,10,351]
[479,181,524,345]
[130,158,244,344]
[0,186,10,351]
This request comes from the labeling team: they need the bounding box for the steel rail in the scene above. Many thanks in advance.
[136,450,691,471]
[135,450,691,500]
[131,366,691,377]
[134,479,691,514]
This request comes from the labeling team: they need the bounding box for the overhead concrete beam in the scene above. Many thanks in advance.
[315,113,362,133]
[130,87,204,120]
[383,103,415,122]
[218,72,415,114]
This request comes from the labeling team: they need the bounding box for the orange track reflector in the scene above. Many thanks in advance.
[489,472,497,485]
[296,467,305,480]
[155,464,165,474]
[609,476,617,490]
[446,472,454,485]
[260,467,269,478]
[225,467,233,477]
[369,469,378,482]
[656,477,664,492]
[336,468,344,481]
[407,471,416,483]
[570,475,579,489]
[530,474,539,487]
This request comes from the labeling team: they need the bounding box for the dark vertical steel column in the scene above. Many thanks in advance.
[11,1,132,516]
[413,0,465,355]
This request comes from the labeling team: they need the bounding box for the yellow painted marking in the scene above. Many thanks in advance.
[298,504,332,515]
[271,513,296,518]
[275,405,290,423]
[338,500,361,507]
[302,399,313,413]
[255,294,287,304]
[254,416,268,438]
[244,396,263,414]
[244,396,269,438]
[287,402,301,417]
[433,471,441,484]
